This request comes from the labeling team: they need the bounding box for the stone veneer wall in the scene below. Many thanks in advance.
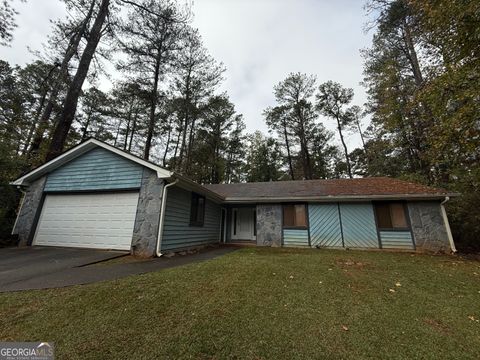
[131,168,164,257]
[256,204,282,247]
[12,176,47,246]
[407,201,451,252]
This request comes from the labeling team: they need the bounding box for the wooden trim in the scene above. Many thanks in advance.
[44,188,140,195]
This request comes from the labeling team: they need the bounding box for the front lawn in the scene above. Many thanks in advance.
[0,248,479,359]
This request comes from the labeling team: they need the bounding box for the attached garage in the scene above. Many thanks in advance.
[33,193,139,250]
[11,139,170,256]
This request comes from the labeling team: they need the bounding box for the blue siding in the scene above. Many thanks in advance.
[283,229,309,247]
[309,204,343,247]
[380,231,414,250]
[340,203,379,248]
[44,147,143,192]
[162,187,221,250]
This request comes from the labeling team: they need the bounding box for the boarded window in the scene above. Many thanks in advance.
[283,204,307,228]
[374,202,408,230]
[390,203,407,228]
[190,193,205,227]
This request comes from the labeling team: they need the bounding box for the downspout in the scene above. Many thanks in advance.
[156,179,179,257]
[440,197,457,253]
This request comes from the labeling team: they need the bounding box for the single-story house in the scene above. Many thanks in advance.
[11,139,457,257]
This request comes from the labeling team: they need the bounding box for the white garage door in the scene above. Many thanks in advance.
[33,192,139,250]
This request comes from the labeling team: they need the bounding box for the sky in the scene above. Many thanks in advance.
[3,0,373,148]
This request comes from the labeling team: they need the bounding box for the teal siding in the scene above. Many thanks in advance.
[283,229,309,247]
[309,204,343,247]
[162,187,221,250]
[380,231,414,250]
[340,203,379,248]
[44,147,143,192]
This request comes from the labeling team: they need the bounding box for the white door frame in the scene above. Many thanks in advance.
[231,207,256,241]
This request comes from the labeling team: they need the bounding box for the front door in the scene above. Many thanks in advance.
[231,208,255,240]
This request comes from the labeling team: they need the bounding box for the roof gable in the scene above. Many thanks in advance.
[44,147,144,192]
[12,139,172,186]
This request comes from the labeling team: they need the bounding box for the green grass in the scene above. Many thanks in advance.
[1,248,479,359]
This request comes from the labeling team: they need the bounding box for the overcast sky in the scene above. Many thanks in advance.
[3,0,372,148]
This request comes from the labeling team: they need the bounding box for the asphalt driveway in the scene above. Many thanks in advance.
[0,246,236,292]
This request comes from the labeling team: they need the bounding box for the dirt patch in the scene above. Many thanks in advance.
[423,318,452,336]
[335,259,371,270]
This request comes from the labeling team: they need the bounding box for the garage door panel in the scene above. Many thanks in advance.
[34,193,139,250]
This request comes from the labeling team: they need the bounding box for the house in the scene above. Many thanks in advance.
[11,139,457,257]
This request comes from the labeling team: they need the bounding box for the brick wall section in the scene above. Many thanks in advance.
[256,204,282,247]
[408,201,451,252]
[131,169,164,257]
[12,176,47,246]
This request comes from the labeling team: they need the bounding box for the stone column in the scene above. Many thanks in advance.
[131,169,164,257]
[12,176,47,246]
[407,201,451,252]
[256,204,282,247]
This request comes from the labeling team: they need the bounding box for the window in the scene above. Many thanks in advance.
[374,202,408,230]
[190,193,205,226]
[283,204,307,228]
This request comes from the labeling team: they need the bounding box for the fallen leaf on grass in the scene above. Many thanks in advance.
[389,289,396,293]
[342,325,349,331]
[468,315,479,323]
[395,282,402,287]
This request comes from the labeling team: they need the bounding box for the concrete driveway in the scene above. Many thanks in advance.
[0,246,236,292]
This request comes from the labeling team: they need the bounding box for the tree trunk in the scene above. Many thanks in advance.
[128,116,136,152]
[113,118,122,146]
[30,0,96,158]
[81,114,92,141]
[402,19,423,87]
[185,115,196,174]
[46,0,110,161]
[162,124,172,167]
[143,41,164,160]
[22,90,48,155]
[172,130,181,170]
[282,121,295,180]
[337,117,352,178]
[123,101,133,150]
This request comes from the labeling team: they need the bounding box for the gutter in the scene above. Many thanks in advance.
[440,196,457,253]
[155,179,179,257]
[221,193,460,204]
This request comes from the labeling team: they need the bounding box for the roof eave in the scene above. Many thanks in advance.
[168,173,225,203]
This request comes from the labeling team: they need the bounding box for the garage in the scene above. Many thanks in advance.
[33,192,140,250]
